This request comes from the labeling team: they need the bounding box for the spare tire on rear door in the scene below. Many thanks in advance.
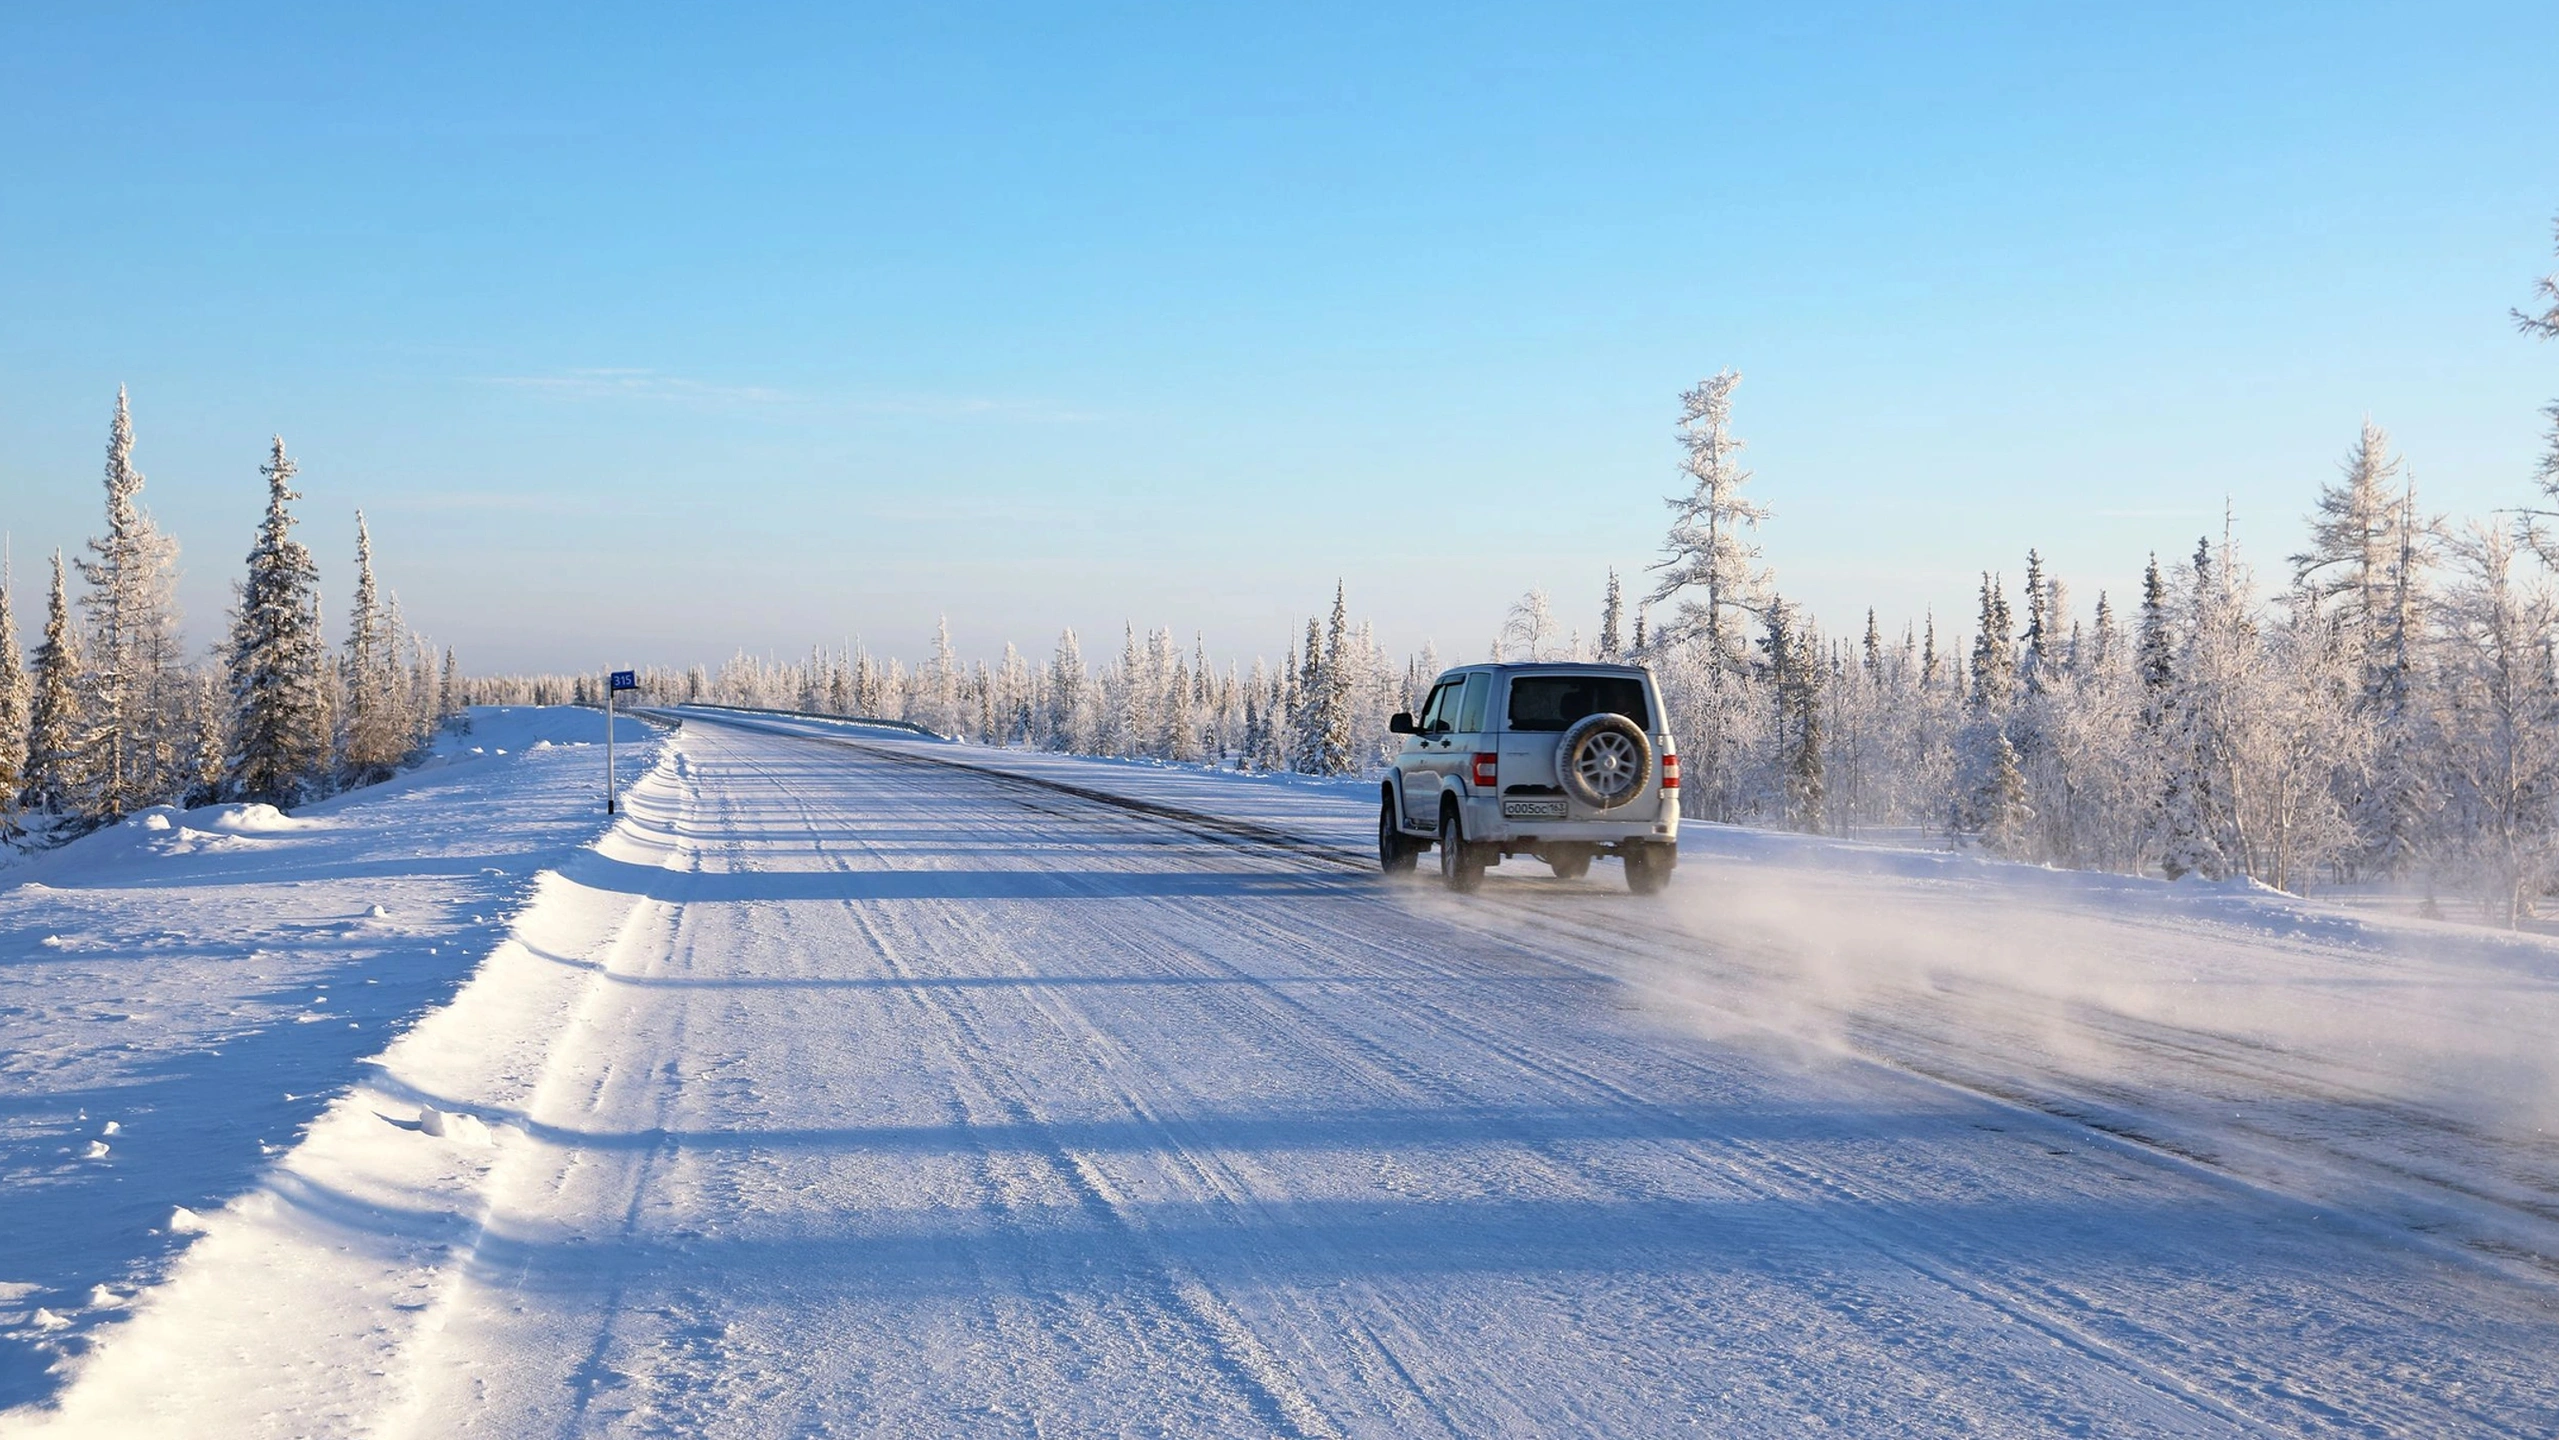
[1555,712,1653,810]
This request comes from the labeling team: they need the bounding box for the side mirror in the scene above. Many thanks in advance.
[1388,712,1416,735]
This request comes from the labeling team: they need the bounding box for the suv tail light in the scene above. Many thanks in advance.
[1661,753,1680,790]
[1470,753,1499,788]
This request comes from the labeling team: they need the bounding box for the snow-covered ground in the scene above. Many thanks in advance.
[5,705,2557,1434]
[0,708,660,1412]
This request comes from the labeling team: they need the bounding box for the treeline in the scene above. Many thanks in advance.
[0,391,459,842]
[1630,210,2559,924]
[1640,410,2557,922]
[531,584,1438,777]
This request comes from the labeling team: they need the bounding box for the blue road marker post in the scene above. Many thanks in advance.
[607,670,638,814]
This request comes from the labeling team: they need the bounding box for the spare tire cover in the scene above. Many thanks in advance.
[1555,712,1654,810]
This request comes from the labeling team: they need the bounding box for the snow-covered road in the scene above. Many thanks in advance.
[16,712,2559,1435]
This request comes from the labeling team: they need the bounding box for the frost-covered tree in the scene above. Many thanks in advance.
[440,648,464,726]
[2437,522,2559,926]
[2292,421,2409,681]
[1598,570,1624,659]
[225,437,334,805]
[1977,730,2033,859]
[1045,629,1088,751]
[0,561,26,820]
[25,553,87,815]
[180,671,225,806]
[1953,574,2023,844]
[1311,582,1357,775]
[2148,544,2222,879]
[995,643,1034,746]
[76,388,185,818]
[1644,375,1775,819]
[914,617,963,737]
[2516,213,2559,506]
[2136,556,2176,720]
[2018,550,2052,698]
[341,513,410,780]
[1760,599,1823,833]
[1501,588,1557,662]
[2238,595,2365,892]
[1648,370,1770,668]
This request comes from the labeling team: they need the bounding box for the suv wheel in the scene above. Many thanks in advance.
[1378,794,1418,874]
[1623,844,1672,896]
[1439,808,1485,893]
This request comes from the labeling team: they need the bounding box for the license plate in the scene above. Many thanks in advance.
[1503,799,1567,819]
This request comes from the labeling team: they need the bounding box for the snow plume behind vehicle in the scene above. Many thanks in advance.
[1628,825,2559,1273]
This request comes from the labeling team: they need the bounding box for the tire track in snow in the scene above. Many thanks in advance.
[694,723,1344,1436]
[705,722,2236,1433]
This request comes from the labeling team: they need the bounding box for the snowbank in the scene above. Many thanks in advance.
[0,706,664,1411]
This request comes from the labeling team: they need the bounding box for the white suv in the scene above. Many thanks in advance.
[1379,663,1680,894]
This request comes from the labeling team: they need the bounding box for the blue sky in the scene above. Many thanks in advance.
[4,3,2555,673]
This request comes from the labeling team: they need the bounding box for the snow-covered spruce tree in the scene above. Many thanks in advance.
[1044,629,1087,751]
[1952,573,2021,847]
[377,593,430,752]
[2437,522,2559,927]
[2150,543,2225,879]
[0,562,27,823]
[440,648,464,726]
[1759,598,1823,833]
[25,553,88,817]
[1005,644,1039,746]
[1313,583,1357,776]
[1103,623,1144,758]
[1287,617,1322,773]
[409,625,440,748]
[1944,570,2026,849]
[76,387,186,818]
[225,437,333,806]
[2018,550,2052,699]
[798,645,828,715]
[968,659,995,743]
[915,618,962,737]
[1239,658,1273,771]
[341,513,410,782]
[1598,570,1624,659]
[1977,730,2033,859]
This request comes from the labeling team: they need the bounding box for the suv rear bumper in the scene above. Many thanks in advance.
[1453,795,1676,848]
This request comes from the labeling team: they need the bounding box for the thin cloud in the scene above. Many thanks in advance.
[479,369,797,408]
[476,369,1097,424]
[364,491,588,515]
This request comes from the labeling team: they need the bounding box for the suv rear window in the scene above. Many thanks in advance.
[1505,675,1650,732]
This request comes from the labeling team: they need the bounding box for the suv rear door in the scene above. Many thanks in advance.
[1498,670,1656,810]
